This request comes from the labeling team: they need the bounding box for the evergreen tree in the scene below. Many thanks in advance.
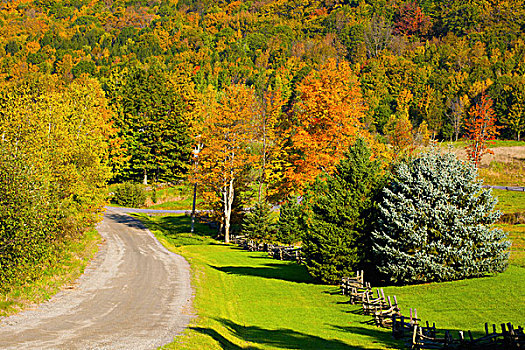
[276,197,303,245]
[302,139,385,284]
[241,201,274,242]
[372,148,510,284]
[108,67,192,184]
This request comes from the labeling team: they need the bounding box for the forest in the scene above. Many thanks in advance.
[1,0,524,287]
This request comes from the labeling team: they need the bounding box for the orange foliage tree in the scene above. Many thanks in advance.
[196,84,258,243]
[464,93,500,167]
[282,59,368,194]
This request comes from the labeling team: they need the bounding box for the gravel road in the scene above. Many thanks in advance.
[0,207,193,349]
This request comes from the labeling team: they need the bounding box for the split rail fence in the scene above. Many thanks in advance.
[231,235,303,263]
[341,271,525,350]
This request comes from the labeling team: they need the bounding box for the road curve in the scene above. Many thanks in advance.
[0,207,193,350]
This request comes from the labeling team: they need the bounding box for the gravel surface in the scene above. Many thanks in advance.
[0,207,193,349]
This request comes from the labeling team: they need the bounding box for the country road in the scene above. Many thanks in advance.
[0,207,193,350]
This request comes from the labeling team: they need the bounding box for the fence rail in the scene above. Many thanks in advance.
[340,272,525,349]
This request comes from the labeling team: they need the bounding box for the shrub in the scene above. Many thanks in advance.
[302,139,385,284]
[112,182,146,208]
[372,148,510,284]
[0,145,59,291]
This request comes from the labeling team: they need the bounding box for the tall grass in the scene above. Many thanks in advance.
[479,161,525,186]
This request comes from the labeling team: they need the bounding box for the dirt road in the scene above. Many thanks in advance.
[0,207,193,349]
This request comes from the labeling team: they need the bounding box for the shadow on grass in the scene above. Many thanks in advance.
[210,262,316,284]
[192,318,400,349]
[330,324,402,349]
[190,326,261,349]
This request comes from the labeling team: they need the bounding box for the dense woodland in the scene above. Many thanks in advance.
[0,0,522,287]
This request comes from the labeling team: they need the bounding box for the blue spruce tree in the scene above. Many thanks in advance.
[372,148,510,284]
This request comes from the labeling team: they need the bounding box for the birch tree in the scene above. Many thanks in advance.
[197,84,257,243]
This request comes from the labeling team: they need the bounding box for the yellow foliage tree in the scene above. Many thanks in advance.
[196,84,258,243]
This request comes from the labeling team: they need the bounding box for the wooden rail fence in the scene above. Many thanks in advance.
[231,235,303,263]
[340,271,525,349]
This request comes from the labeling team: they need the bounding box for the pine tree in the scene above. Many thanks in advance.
[302,139,385,284]
[276,197,303,245]
[372,148,510,284]
[241,201,274,242]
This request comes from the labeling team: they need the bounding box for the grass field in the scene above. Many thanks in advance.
[135,214,525,350]
[0,229,100,317]
[442,140,525,148]
[137,214,402,349]
[494,189,525,214]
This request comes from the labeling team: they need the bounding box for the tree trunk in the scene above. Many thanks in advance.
[223,176,234,243]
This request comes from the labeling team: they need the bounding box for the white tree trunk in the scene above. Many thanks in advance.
[223,175,234,243]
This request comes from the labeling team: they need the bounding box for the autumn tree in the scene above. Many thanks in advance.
[464,93,500,167]
[283,59,368,194]
[500,76,525,141]
[394,1,432,38]
[384,90,414,158]
[446,95,468,142]
[197,84,258,243]
[253,86,286,202]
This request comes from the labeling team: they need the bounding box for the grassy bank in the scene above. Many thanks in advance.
[136,214,524,349]
[0,228,101,317]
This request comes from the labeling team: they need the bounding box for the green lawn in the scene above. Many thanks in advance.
[135,214,525,349]
[136,214,401,350]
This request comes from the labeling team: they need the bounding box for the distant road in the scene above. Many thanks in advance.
[0,207,193,349]
[108,206,191,214]
[483,185,525,192]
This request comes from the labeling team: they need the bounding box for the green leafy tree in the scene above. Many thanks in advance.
[112,182,146,208]
[302,139,385,284]
[0,142,57,290]
[372,149,510,285]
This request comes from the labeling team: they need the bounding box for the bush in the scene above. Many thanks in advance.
[112,182,146,208]
[302,139,385,284]
[372,148,510,284]
[0,145,59,291]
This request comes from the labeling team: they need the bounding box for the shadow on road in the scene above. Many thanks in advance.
[105,212,146,230]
